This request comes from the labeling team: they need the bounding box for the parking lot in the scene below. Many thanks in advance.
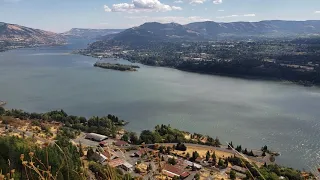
[72,133,116,147]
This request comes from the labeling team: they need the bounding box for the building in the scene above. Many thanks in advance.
[131,148,155,157]
[114,140,129,147]
[162,164,190,179]
[85,133,108,142]
[184,160,202,169]
[108,158,133,172]
[91,152,108,164]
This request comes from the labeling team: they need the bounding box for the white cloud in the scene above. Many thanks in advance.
[173,0,183,3]
[218,9,224,12]
[315,11,320,14]
[213,0,222,4]
[104,5,111,12]
[105,0,182,13]
[243,14,256,17]
[125,16,212,24]
[189,0,206,4]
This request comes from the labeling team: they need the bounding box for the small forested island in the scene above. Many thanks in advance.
[94,62,140,71]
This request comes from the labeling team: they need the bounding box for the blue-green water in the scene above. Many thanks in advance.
[0,42,319,171]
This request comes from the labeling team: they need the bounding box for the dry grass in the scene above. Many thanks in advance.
[171,145,234,159]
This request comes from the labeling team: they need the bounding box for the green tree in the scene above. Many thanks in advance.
[172,176,180,180]
[211,151,217,165]
[194,173,200,180]
[186,152,190,159]
[121,134,129,142]
[166,146,172,154]
[230,170,236,180]
[218,158,224,167]
[191,151,199,162]
[0,107,5,116]
[235,145,242,152]
[243,148,248,155]
[168,157,177,165]
[206,151,210,161]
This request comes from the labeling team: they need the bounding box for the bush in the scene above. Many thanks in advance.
[175,142,187,151]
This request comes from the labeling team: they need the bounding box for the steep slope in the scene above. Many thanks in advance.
[107,20,320,44]
[111,22,202,44]
[0,22,65,45]
[185,20,320,37]
[61,28,123,39]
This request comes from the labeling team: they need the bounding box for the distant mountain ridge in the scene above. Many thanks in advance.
[61,28,123,39]
[105,20,320,43]
[0,22,65,45]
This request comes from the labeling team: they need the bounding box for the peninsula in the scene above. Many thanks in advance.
[94,62,140,71]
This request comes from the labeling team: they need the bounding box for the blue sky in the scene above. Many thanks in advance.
[1,0,320,33]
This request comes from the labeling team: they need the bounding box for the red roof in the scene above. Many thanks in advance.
[108,158,125,167]
[162,164,190,178]
[115,140,128,146]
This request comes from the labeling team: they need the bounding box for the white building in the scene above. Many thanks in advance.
[85,133,108,142]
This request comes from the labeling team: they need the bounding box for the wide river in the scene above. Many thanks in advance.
[0,41,319,171]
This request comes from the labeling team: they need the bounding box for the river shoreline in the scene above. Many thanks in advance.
[80,53,316,87]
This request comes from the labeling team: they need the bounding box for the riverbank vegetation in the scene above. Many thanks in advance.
[2,109,127,138]
[137,124,221,146]
[82,37,320,86]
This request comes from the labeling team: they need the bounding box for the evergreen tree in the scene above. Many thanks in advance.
[211,151,217,165]
[230,170,236,180]
[243,148,248,155]
[0,107,4,116]
[186,152,190,159]
[205,151,210,161]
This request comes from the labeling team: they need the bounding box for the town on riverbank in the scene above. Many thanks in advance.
[0,107,316,180]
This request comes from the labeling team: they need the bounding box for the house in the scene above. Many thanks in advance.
[162,164,190,179]
[131,148,155,157]
[101,149,118,160]
[91,152,108,164]
[114,140,129,147]
[184,160,202,169]
[108,158,133,172]
[85,133,108,142]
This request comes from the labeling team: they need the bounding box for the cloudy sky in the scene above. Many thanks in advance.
[1,0,320,32]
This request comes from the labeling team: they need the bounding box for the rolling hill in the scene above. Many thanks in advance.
[103,20,320,43]
[0,22,65,46]
[61,28,123,39]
